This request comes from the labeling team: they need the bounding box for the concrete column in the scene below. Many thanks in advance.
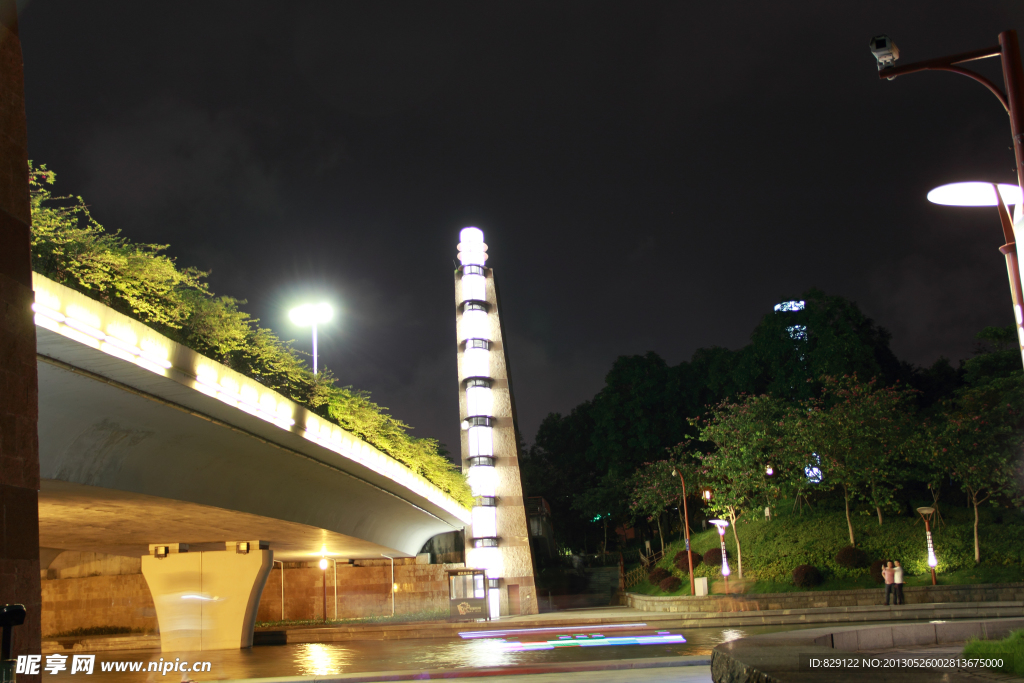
[0,0,42,676]
[141,542,272,651]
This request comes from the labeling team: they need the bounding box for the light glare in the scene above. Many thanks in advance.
[289,302,333,326]
[927,182,1022,207]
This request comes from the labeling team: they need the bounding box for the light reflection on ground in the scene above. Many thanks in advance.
[50,622,831,681]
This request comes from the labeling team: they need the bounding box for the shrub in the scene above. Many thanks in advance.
[792,564,823,588]
[836,546,869,569]
[870,560,886,584]
[648,567,670,583]
[659,576,682,593]
[703,548,723,567]
[674,550,702,573]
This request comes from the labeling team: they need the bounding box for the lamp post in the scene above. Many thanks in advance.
[916,507,939,585]
[927,182,1024,366]
[709,519,730,594]
[873,30,1024,368]
[670,468,696,597]
[289,302,333,374]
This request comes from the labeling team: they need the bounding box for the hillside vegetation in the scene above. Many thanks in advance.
[631,500,1024,596]
[29,162,472,507]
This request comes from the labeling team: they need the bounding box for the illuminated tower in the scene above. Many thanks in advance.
[455,227,538,617]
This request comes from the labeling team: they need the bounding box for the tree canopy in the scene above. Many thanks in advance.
[29,162,472,507]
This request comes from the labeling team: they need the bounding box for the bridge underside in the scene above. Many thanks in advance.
[37,325,466,562]
[39,480,396,561]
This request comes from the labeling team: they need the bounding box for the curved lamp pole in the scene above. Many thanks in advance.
[873,30,1024,368]
[289,303,333,374]
[671,468,696,596]
[927,182,1024,366]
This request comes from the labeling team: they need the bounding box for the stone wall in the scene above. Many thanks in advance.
[627,582,1024,613]
[0,0,41,674]
[41,575,156,637]
[257,560,453,622]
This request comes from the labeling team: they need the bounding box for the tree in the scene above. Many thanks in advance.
[627,460,685,555]
[791,375,918,546]
[691,394,795,578]
[936,375,1024,562]
[29,162,471,505]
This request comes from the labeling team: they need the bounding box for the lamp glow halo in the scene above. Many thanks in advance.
[926,182,1022,207]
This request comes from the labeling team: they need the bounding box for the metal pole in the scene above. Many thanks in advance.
[332,559,338,620]
[675,471,696,596]
[993,187,1024,366]
[999,31,1024,204]
[312,323,318,374]
[925,518,937,585]
[273,560,285,621]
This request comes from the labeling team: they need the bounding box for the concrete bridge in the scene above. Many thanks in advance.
[31,274,470,650]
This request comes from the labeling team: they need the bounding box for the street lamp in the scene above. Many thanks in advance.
[927,182,1024,366]
[671,468,696,597]
[916,507,939,586]
[289,303,333,374]
[873,30,1024,369]
[709,519,730,594]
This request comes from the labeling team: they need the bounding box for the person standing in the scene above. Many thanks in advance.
[883,561,895,605]
[893,561,905,605]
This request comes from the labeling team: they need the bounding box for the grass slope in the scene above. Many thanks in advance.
[631,500,1024,596]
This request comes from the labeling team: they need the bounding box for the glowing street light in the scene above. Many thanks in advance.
[927,182,1024,368]
[289,303,333,374]
[709,519,730,594]
[916,507,939,585]
[671,468,696,597]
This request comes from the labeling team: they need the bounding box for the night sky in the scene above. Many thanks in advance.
[18,2,1024,458]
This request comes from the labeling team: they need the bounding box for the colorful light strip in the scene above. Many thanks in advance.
[500,633,685,651]
[459,623,649,639]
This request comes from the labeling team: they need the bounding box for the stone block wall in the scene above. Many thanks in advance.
[41,575,156,637]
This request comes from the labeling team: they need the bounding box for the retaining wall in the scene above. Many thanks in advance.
[627,582,1024,613]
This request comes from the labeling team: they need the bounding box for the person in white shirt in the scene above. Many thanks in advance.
[893,560,905,605]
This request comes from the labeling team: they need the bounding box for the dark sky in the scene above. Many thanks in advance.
[18,1,1024,457]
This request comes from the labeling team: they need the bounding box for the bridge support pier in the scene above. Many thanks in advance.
[141,542,272,651]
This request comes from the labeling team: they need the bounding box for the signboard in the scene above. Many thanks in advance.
[447,569,489,620]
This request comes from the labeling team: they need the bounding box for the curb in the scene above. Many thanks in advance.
[213,655,711,682]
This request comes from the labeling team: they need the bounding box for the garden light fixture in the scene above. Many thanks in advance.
[289,302,333,374]
[709,519,731,593]
[916,507,938,585]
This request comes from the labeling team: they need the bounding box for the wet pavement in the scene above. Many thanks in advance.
[45,622,813,681]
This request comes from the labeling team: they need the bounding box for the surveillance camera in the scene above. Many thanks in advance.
[870,34,899,71]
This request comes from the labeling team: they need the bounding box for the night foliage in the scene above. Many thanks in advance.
[28,162,472,507]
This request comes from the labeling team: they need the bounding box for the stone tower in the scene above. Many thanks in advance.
[454,227,538,617]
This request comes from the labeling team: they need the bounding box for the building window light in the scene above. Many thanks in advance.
[475,496,497,507]
[461,270,486,302]
[464,346,490,378]
[472,537,499,548]
[774,300,805,312]
[462,308,490,341]
[467,456,495,468]
[458,227,488,266]
[467,424,493,457]
[472,505,498,538]
[467,463,498,497]
[466,380,493,418]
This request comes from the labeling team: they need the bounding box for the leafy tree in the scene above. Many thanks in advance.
[936,375,1024,562]
[790,375,918,545]
[627,460,684,554]
[28,162,471,505]
[691,394,795,577]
